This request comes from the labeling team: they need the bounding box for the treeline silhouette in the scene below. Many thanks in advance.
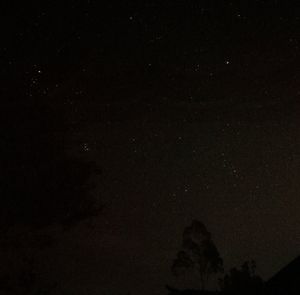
[167,220,298,295]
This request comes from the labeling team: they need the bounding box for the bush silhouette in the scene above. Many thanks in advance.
[219,260,263,294]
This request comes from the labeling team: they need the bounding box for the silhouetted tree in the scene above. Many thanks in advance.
[219,260,263,294]
[172,220,223,290]
[1,98,101,229]
[0,97,101,294]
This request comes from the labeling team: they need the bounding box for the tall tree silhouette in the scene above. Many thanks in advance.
[172,220,223,290]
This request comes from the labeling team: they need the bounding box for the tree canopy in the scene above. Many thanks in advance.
[172,220,223,290]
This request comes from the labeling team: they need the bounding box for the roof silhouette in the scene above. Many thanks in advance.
[266,255,300,295]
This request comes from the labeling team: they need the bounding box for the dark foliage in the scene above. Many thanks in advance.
[219,261,263,295]
[0,99,101,229]
[166,285,219,295]
[0,98,101,294]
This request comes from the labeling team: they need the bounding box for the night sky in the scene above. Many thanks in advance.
[2,1,300,295]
